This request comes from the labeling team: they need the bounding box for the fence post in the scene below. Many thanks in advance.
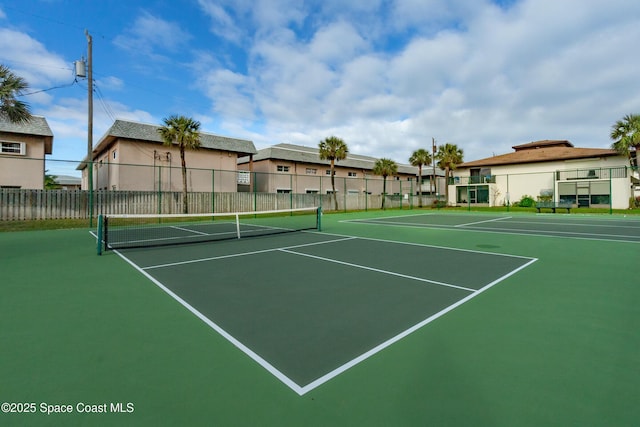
[343,177,347,212]
[365,177,368,211]
[609,168,612,215]
[211,169,215,213]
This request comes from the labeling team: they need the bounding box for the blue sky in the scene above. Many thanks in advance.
[1,0,639,176]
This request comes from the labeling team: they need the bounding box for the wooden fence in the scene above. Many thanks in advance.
[0,189,431,220]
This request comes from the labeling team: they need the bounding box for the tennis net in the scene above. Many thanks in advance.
[97,207,321,254]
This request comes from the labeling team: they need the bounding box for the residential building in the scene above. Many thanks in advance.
[54,175,82,190]
[0,115,53,189]
[237,143,445,196]
[451,140,632,209]
[78,120,257,192]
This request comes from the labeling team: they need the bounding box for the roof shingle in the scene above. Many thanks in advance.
[459,140,619,168]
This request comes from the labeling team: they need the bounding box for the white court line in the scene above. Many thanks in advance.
[316,230,536,260]
[142,236,358,270]
[113,249,307,396]
[343,218,640,244]
[170,225,210,236]
[495,219,640,230]
[279,248,476,293]
[298,256,539,395]
[111,232,538,396]
[455,216,512,227]
[344,213,437,222]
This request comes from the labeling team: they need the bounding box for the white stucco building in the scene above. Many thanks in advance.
[450,140,633,210]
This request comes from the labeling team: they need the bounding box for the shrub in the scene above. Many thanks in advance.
[516,195,536,208]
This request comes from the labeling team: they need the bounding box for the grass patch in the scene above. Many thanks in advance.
[0,218,93,232]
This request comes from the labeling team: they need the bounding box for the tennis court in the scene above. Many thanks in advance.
[344,211,640,242]
[116,228,535,395]
[1,208,639,426]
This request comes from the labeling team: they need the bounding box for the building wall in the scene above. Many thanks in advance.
[452,156,631,209]
[0,134,47,189]
[90,139,241,192]
[239,159,417,195]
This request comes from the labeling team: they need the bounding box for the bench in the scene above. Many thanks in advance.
[535,201,572,213]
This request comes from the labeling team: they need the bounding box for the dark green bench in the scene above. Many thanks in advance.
[535,201,572,213]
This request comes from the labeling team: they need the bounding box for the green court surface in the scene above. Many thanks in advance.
[1,210,639,426]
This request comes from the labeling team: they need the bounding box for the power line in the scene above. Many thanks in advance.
[19,79,79,97]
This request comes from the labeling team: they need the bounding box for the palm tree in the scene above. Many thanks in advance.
[157,115,201,214]
[318,136,348,211]
[0,64,32,123]
[409,148,432,207]
[436,143,464,205]
[610,113,640,170]
[372,158,398,209]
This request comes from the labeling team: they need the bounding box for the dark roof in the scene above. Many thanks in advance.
[0,115,53,154]
[239,143,443,176]
[93,119,257,157]
[512,140,574,150]
[459,140,620,168]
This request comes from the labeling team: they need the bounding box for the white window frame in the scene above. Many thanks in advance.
[277,165,290,172]
[0,141,26,155]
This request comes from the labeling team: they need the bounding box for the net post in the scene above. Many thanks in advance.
[96,214,103,255]
[235,213,241,239]
[317,207,322,231]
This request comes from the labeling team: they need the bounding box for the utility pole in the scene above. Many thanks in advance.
[85,30,94,226]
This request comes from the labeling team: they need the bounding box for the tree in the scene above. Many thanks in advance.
[157,115,201,214]
[372,158,398,209]
[0,64,32,123]
[44,170,60,189]
[435,143,464,205]
[318,136,348,211]
[409,148,432,207]
[610,113,640,170]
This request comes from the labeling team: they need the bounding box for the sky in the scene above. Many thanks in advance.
[1,0,639,176]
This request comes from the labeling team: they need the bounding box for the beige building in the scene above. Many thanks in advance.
[451,140,632,209]
[78,120,257,192]
[0,115,53,189]
[238,143,444,196]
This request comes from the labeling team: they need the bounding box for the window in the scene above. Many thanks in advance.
[0,141,25,155]
[306,168,317,175]
[591,194,610,204]
[348,172,357,177]
[237,171,251,185]
[325,169,335,175]
[277,165,289,172]
[306,189,319,194]
[112,150,117,160]
[276,188,291,193]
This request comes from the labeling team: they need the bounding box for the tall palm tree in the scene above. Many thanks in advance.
[610,113,640,170]
[409,148,432,207]
[318,136,348,211]
[436,143,464,205]
[372,158,398,209]
[157,115,201,214]
[0,64,32,123]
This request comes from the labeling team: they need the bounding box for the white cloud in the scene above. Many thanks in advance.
[0,28,72,87]
[96,76,124,91]
[113,11,192,59]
